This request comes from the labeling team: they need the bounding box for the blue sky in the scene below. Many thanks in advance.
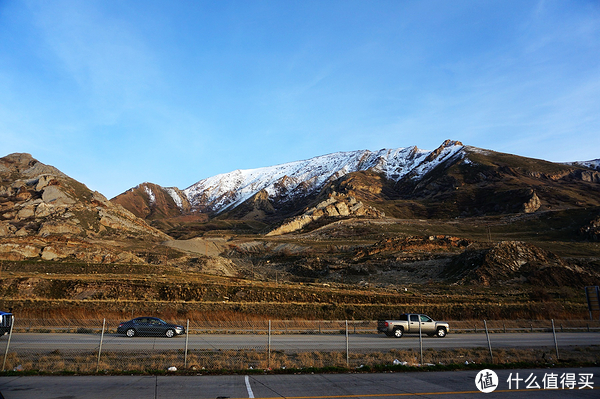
[1,0,599,199]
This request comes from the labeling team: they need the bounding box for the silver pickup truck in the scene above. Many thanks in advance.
[377,313,449,338]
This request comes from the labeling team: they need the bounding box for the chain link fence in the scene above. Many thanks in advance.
[1,318,599,373]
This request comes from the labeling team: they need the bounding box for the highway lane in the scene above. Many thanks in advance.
[2,332,598,352]
[0,367,597,398]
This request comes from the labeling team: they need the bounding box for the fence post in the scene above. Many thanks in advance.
[484,320,493,363]
[345,320,349,368]
[2,315,14,371]
[551,319,559,361]
[184,319,190,369]
[268,320,271,369]
[96,318,106,372]
[419,319,423,365]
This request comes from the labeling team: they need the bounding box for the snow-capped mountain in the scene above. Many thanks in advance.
[112,139,465,220]
[111,139,600,238]
[183,139,464,214]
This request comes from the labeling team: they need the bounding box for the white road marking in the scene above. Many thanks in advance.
[245,375,255,398]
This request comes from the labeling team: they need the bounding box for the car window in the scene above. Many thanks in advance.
[149,319,161,325]
[135,318,148,324]
[420,315,433,322]
[409,315,419,322]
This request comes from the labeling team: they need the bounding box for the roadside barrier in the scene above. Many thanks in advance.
[1,318,599,373]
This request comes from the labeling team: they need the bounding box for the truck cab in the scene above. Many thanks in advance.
[408,313,437,334]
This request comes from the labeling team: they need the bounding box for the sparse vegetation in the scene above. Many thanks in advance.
[2,346,598,375]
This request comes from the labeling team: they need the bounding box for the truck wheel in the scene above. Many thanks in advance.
[436,327,447,338]
[393,328,404,338]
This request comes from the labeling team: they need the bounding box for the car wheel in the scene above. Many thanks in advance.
[165,329,175,338]
[393,328,403,338]
[436,327,447,338]
[126,328,136,337]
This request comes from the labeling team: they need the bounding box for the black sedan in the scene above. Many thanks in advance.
[117,317,185,338]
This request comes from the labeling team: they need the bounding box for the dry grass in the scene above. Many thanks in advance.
[2,297,591,323]
[3,346,599,374]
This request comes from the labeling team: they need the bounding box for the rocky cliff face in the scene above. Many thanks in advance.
[266,192,383,236]
[0,153,170,262]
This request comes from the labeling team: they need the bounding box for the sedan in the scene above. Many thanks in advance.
[117,317,185,338]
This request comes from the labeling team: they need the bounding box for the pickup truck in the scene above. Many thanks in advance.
[377,314,449,338]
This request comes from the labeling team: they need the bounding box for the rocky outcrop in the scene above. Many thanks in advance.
[0,241,41,260]
[0,153,171,263]
[522,190,541,213]
[0,153,66,179]
[0,153,169,241]
[355,235,471,259]
[266,192,383,236]
[38,221,83,236]
[572,169,600,183]
[444,241,600,286]
[0,236,145,263]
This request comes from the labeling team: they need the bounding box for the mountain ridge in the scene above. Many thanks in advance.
[112,139,600,237]
[112,139,464,220]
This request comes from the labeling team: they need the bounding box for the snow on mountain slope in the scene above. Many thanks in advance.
[183,140,464,214]
[165,187,184,210]
[569,159,600,171]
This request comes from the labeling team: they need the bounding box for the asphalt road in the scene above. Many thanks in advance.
[3,332,599,352]
[0,367,597,398]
